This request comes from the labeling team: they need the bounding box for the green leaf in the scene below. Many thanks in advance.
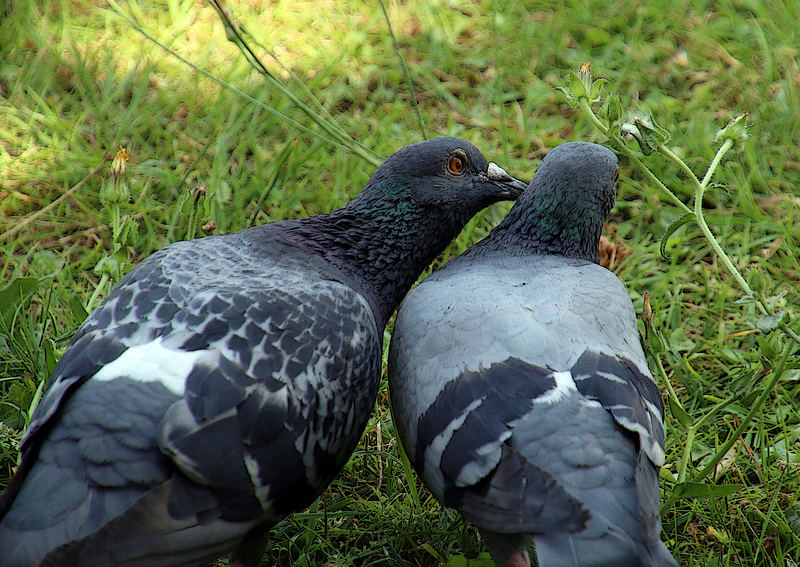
[446,554,495,567]
[767,289,787,308]
[747,269,765,293]
[672,482,744,500]
[0,277,40,331]
[659,212,696,258]
[668,394,693,429]
[42,338,59,378]
[589,78,608,101]
[569,70,587,98]
[646,326,666,356]
[94,254,121,278]
[554,86,577,107]
[421,543,447,564]
[714,113,750,147]
[119,217,140,248]
[756,334,778,360]
[69,294,89,324]
[600,92,623,124]
[757,311,787,334]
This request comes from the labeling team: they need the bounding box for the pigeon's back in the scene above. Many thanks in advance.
[391,251,673,567]
[0,227,381,567]
[390,250,656,476]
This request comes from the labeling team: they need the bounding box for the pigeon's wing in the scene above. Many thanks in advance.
[0,247,178,526]
[390,255,664,534]
[0,237,381,566]
[409,357,590,533]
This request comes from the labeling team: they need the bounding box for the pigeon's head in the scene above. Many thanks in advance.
[352,137,527,221]
[494,142,619,262]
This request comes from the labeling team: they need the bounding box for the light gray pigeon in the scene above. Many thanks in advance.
[389,142,677,567]
[0,137,527,567]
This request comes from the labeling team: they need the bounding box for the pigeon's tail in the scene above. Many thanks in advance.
[38,480,266,567]
[533,529,677,567]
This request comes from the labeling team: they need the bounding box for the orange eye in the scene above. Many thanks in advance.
[447,153,466,176]
[613,168,620,182]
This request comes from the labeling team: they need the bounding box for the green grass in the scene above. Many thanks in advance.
[2,0,800,565]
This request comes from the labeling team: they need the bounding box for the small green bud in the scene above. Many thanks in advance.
[100,178,130,205]
[747,268,765,293]
[93,254,121,278]
[714,113,750,147]
[621,112,670,155]
[641,290,653,326]
[556,62,606,106]
[577,61,592,91]
[640,291,666,356]
[600,92,623,124]
[571,68,588,98]
[707,526,730,545]
[102,146,131,204]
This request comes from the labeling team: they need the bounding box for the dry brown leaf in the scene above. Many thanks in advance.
[598,235,632,270]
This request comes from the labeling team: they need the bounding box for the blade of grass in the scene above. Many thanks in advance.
[378,0,426,139]
[104,0,382,167]
[205,0,382,166]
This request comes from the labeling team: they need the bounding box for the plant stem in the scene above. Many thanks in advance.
[677,427,695,483]
[653,353,678,403]
[87,273,110,313]
[0,163,105,243]
[378,0,426,139]
[700,138,733,191]
[659,145,700,189]
[687,139,765,313]
[111,202,121,250]
[580,96,800,342]
[577,99,692,213]
[109,0,382,167]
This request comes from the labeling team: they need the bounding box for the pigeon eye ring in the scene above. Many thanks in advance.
[447,151,467,176]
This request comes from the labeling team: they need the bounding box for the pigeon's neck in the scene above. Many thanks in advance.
[275,204,467,327]
[476,210,602,263]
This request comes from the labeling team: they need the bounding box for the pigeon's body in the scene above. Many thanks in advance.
[389,143,677,567]
[0,137,526,567]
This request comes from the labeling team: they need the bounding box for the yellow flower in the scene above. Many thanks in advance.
[111,146,129,179]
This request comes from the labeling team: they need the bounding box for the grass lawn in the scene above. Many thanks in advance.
[1,0,799,565]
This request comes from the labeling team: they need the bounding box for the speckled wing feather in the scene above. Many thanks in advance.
[0,230,380,566]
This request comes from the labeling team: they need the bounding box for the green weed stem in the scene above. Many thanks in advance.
[578,96,800,344]
[204,0,382,166]
[577,99,691,214]
[87,273,110,313]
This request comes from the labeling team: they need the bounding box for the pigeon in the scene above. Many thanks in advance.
[0,137,527,567]
[388,142,678,567]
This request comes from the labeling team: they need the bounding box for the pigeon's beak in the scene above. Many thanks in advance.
[484,162,529,199]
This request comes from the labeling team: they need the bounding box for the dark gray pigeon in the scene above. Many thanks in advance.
[389,142,677,567]
[0,137,526,567]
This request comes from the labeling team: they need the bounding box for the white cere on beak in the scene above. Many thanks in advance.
[487,162,512,181]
